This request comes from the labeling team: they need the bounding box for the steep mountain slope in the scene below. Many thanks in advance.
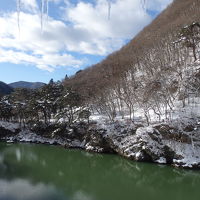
[62,0,200,132]
[66,0,200,97]
[9,81,45,89]
[0,81,13,95]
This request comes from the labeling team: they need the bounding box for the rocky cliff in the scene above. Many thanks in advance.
[1,121,200,169]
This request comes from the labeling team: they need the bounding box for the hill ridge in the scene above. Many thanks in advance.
[9,81,45,89]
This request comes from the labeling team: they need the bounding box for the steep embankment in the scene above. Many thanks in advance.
[1,120,200,169]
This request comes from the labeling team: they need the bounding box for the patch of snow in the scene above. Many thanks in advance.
[155,157,167,164]
[0,121,20,132]
[164,139,200,168]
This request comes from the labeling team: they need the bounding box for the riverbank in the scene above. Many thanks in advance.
[1,120,200,169]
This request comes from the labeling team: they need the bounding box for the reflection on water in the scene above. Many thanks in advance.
[71,191,93,200]
[0,142,200,200]
[0,179,66,200]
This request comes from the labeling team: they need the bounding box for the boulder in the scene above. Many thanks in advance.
[0,122,20,139]
[85,127,113,153]
[106,127,165,162]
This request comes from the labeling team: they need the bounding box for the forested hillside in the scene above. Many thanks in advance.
[0,82,13,96]
[67,0,200,95]
[64,0,200,124]
[1,0,200,126]
[2,0,200,169]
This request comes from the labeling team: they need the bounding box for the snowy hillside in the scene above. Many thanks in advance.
[1,0,200,169]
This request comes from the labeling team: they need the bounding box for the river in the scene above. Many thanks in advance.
[0,142,199,200]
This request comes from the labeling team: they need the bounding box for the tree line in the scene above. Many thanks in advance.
[0,79,91,127]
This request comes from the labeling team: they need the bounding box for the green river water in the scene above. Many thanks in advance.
[0,142,200,200]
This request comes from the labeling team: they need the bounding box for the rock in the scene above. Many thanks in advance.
[133,127,164,161]
[154,124,192,144]
[163,145,183,164]
[172,160,200,169]
[85,128,113,153]
[153,124,176,138]
[70,122,88,141]
[183,124,195,132]
[0,124,20,139]
[106,126,165,163]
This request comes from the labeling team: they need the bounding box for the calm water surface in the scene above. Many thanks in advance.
[0,142,200,200]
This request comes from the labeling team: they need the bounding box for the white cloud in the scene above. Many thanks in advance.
[0,0,173,72]
[0,47,83,72]
[0,12,85,71]
[62,0,152,51]
[61,0,173,54]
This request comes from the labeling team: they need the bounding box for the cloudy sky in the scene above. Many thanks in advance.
[0,0,173,83]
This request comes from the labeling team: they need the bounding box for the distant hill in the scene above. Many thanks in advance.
[9,81,45,89]
[0,81,14,96]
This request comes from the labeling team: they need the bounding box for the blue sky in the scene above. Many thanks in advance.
[0,0,172,83]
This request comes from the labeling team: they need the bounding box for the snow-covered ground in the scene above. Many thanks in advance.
[0,121,20,132]
[164,140,200,168]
